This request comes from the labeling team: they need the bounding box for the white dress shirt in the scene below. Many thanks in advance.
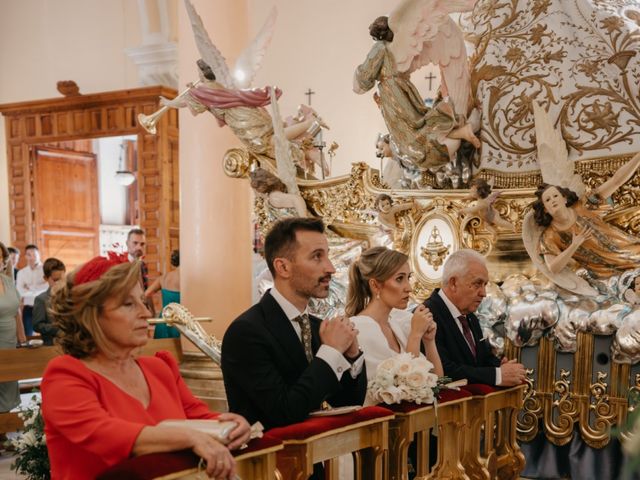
[16,264,48,307]
[270,287,364,380]
[438,289,501,385]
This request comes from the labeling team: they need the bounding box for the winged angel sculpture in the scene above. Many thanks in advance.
[522,102,640,296]
[165,0,328,177]
[354,0,480,173]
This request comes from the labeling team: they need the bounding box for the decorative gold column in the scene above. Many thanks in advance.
[178,0,252,341]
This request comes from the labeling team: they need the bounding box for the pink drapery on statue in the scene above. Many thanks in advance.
[188,85,282,126]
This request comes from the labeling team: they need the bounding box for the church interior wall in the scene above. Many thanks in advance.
[0,0,438,279]
[0,0,143,242]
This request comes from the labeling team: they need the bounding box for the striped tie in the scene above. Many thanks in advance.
[458,315,477,359]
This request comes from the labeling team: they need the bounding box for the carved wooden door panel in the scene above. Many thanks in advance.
[32,146,99,268]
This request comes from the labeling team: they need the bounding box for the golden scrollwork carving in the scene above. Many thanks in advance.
[462,0,640,170]
[222,147,253,178]
[544,369,578,446]
[161,303,222,364]
[300,163,376,226]
[579,371,617,448]
[517,368,543,442]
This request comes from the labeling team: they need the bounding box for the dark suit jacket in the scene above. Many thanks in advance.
[424,289,500,385]
[221,291,367,430]
[33,287,57,346]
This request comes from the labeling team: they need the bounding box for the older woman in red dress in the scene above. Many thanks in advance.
[41,254,250,479]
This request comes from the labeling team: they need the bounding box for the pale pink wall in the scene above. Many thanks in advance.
[248,0,440,176]
[178,0,253,339]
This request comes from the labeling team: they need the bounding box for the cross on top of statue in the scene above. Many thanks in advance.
[305,88,315,105]
[425,72,436,91]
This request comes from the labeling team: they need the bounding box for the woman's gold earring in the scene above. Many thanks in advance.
[376,293,380,300]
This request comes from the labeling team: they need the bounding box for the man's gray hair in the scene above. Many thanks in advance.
[442,249,486,286]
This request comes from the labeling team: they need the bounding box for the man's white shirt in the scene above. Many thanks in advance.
[16,264,48,307]
[270,287,364,380]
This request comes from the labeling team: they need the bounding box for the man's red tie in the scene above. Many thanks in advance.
[458,315,476,359]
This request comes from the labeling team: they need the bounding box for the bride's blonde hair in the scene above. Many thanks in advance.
[345,247,408,316]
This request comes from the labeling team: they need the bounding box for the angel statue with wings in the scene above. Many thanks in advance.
[164,0,329,177]
[522,102,640,296]
[353,0,480,173]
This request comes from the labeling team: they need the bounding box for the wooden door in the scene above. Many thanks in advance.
[32,146,99,268]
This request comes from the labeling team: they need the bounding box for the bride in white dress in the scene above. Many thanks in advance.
[346,247,443,391]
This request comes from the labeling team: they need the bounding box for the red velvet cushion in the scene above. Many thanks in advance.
[235,434,282,456]
[462,383,500,396]
[267,406,394,441]
[97,450,199,480]
[96,436,283,480]
[437,388,472,403]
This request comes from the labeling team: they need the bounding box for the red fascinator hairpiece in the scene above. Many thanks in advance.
[74,252,130,286]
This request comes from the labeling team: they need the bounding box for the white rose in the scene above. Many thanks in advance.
[406,370,427,388]
[377,370,395,389]
[423,373,438,388]
[396,359,412,378]
[377,357,397,375]
[411,356,433,372]
[416,389,435,405]
[378,386,403,404]
[398,383,416,401]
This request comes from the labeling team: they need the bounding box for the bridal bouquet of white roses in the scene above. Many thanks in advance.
[368,352,442,405]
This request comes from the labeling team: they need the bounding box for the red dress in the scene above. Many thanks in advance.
[41,351,219,480]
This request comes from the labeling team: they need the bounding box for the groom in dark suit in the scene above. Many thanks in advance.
[424,249,525,386]
[221,217,367,432]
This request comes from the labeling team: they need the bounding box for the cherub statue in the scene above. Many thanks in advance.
[624,275,640,305]
[353,1,481,172]
[374,194,414,232]
[462,178,515,235]
[522,101,640,295]
[164,0,329,177]
[249,167,308,218]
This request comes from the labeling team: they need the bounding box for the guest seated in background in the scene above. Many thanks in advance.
[222,218,367,430]
[33,257,66,346]
[145,249,181,338]
[42,254,250,480]
[346,246,443,399]
[16,244,48,336]
[424,249,525,386]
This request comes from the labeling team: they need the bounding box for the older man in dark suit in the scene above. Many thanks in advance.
[221,217,367,434]
[424,249,525,386]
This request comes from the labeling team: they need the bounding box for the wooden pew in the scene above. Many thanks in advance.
[0,338,182,434]
[460,384,526,480]
[97,435,283,480]
[267,406,394,480]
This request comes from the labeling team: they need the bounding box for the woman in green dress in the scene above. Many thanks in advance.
[145,249,180,338]
[0,242,26,413]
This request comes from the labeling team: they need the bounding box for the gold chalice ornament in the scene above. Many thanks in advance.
[420,226,450,271]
